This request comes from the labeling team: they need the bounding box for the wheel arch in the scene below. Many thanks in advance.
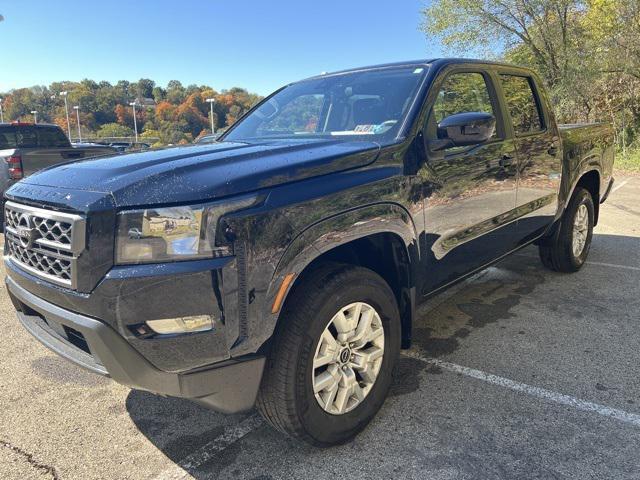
[571,168,600,225]
[264,203,420,350]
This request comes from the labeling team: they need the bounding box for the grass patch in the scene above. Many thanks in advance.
[616,149,640,174]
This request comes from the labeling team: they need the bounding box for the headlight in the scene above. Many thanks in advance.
[115,196,257,265]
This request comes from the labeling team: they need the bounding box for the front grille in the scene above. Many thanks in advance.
[4,202,86,289]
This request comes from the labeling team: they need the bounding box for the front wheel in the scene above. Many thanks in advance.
[539,187,595,272]
[256,263,400,446]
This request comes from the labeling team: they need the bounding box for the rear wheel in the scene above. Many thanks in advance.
[539,187,594,272]
[256,263,400,446]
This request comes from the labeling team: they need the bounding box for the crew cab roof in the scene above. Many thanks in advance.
[303,58,536,82]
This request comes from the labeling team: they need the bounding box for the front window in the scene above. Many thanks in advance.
[224,66,428,143]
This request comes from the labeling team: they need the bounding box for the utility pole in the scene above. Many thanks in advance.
[206,98,216,134]
[31,110,38,123]
[60,91,71,139]
[73,105,82,142]
[129,102,138,142]
[0,98,4,123]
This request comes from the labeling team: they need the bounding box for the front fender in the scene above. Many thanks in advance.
[253,202,420,352]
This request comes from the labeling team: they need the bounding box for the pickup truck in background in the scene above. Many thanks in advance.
[4,59,614,446]
[0,123,116,207]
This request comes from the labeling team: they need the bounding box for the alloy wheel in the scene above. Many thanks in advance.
[572,203,589,257]
[312,302,385,415]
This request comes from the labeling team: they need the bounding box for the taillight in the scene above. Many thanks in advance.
[7,155,23,180]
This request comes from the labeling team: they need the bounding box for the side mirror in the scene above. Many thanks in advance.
[430,112,496,151]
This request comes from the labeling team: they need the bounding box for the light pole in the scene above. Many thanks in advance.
[206,98,216,134]
[31,110,38,123]
[0,98,4,123]
[129,102,138,142]
[73,106,82,142]
[59,91,71,139]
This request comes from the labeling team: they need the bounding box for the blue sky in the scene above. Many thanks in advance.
[0,0,443,95]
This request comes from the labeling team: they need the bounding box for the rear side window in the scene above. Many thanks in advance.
[0,126,38,148]
[18,127,38,147]
[499,75,544,135]
[37,126,69,147]
[0,126,69,149]
[0,128,16,149]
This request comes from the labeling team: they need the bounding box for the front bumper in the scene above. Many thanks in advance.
[7,276,265,414]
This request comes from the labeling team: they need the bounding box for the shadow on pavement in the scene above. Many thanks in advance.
[126,390,251,466]
[126,233,639,477]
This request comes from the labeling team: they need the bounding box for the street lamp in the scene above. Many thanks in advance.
[0,98,4,123]
[31,110,38,123]
[73,105,82,142]
[59,91,71,139]
[206,98,216,134]
[129,102,138,142]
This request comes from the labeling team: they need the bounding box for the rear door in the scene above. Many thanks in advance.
[420,67,519,293]
[496,72,562,241]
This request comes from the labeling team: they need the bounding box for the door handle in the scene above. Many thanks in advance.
[499,154,513,168]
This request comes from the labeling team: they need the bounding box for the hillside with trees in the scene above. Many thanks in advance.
[422,0,640,171]
[0,78,262,146]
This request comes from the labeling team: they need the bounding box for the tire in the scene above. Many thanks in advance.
[256,263,401,446]
[539,187,594,272]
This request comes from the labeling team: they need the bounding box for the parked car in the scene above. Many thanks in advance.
[0,123,116,211]
[4,59,614,446]
[108,141,151,152]
[194,133,221,144]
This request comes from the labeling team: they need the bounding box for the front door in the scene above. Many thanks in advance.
[420,69,519,294]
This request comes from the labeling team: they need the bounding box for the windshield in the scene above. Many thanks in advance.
[224,66,428,143]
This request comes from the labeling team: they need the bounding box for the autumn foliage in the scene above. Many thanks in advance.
[0,78,262,145]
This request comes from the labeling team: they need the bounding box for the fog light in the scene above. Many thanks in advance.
[146,315,214,335]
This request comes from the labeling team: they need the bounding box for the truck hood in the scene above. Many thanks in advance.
[18,139,380,207]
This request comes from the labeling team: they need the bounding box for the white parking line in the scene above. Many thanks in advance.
[611,178,630,194]
[513,253,640,271]
[405,351,640,428]
[153,414,263,480]
[151,351,640,478]
[582,260,640,271]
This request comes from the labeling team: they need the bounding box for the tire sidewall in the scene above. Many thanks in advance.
[293,273,400,445]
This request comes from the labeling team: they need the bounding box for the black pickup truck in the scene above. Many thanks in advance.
[4,59,614,446]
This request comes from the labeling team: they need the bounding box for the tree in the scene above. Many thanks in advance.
[152,86,166,103]
[1,78,262,145]
[96,123,134,138]
[155,101,176,122]
[114,104,131,125]
[175,94,208,137]
[421,0,640,158]
[421,0,584,86]
[584,0,640,79]
[136,78,155,99]
[166,80,186,104]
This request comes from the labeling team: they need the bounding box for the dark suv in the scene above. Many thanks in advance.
[4,59,614,446]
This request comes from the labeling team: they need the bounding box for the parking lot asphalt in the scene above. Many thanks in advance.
[1,176,638,480]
